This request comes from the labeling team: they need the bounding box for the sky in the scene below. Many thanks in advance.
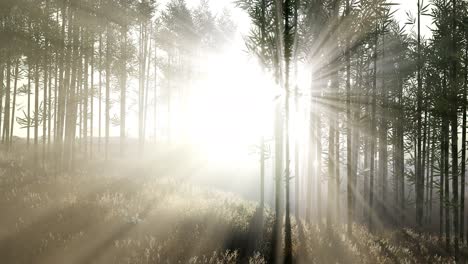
[163,0,434,38]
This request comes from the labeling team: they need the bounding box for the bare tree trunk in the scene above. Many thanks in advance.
[461,30,468,243]
[138,22,147,155]
[369,27,378,232]
[9,58,19,147]
[306,80,316,223]
[440,119,445,239]
[105,25,111,160]
[98,33,103,154]
[345,0,353,235]
[379,30,388,224]
[0,63,3,144]
[443,71,450,250]
[83,34,89,160]
[120,26,127,157]
[153,28,157,143]
[328,83,335,230]
[27,63,31,147]
[34,62,39,161]
[450,0,459,257]
[415,0,424,228]
[43,35,49,160]
[143,25,152,143]
[90,34,94,158]
[48,58,52,148]
[3,54,11,146]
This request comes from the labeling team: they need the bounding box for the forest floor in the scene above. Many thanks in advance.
[0,149,464,263]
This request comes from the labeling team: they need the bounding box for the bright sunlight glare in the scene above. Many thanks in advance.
[187,47,275,164]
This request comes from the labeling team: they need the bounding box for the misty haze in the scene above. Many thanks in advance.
[0,0,467,263]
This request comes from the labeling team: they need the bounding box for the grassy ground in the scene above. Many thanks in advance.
[0,152,462,263]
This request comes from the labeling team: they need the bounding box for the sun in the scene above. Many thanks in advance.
[186,49,276,163]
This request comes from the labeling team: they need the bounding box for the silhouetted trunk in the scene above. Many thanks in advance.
[99,33,103,153]
[379,30,388,223]
[462,29,468,243]
[306,76,316,223]
[27,63,31,147]
[90,34,94,158]
[43,27,49,159]
[443,71,450,250]
[440,119,445,239]
[326,95,337,230]
[143,25,152,143]
[153,28,157,143]
[105,25,111,160]
[3,54,11,146]
[283,0,293,261]
[9,58,19,147]
[428,125,435,225]
[0,63,3,143]
[346,1,352,233]
[34,62,39,161]
[83,33,89,159]
[450,0,459,257]
[369,27,378,232]
[139,21,147,155]
[120,26,127,156]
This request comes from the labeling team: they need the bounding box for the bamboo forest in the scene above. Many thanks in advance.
[1,0,468,263]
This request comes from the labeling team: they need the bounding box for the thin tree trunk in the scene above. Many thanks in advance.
[461,29,468,243]
[0,63,3,145]
[369,27,378,232]
[27,63,31,147]
[83,34,89,159]
[98,33,102,154]
[90,34,94,158]
[416,0,424,228]
[3,55,11,146]
[120,26,127,156]
[346,2,352,232]
[9,58,19,147]
[105,25,111,160]
[153,27,157,143]
[443,71,450,250]
[450,0,459,257]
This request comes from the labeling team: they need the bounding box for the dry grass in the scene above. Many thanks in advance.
[0,154,461,263]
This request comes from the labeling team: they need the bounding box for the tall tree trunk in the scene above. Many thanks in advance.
[120,26,127,156]
[326,98,337,231]
[369,27,378,232]
[105,25,111,160]
[153,27,157,143]
[284,0,293,261]
[461,29,468,243]
[450,0,459,257]
[440,120,445,239]
[90,34,94,158]
[3,54,11,146]
[83,34,89,159]
[346,1,352,233]
[0,63,3,145]
[34,62,39,162]
[415,0,424,228]
[443,71,450,250]
[98,33,103,154]
[139,22,147,155]
[379,29,388,224]
[306,77,316,223]
[27,63,31,147]
[143,26,152,142]
[9,58,19,147]
[43,33,49,160]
